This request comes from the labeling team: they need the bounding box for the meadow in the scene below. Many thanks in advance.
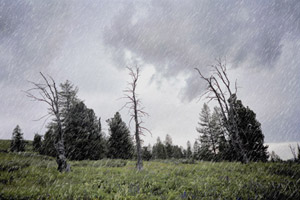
[0,140,300,199]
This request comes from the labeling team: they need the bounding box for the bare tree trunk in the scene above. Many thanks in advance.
[25,72,70,172]
[135,124,143,170]
[122,66,150,171]
[55,118,70,172]
[134,93,143,171]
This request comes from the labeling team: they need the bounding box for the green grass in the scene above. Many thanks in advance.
[0,140,300,199]
[0,140,11,152]
[0,139,33,152]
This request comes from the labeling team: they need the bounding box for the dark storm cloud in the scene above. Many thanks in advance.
[0,0,124,140]
[0,0,71,84]
[103,0,300,101]
[0,0,299,146]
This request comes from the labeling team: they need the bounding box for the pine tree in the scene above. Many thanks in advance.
[152,137,167,159]
[39,81,106,160]
[10,125,25,152]
[142,145,152,161]
[186,141,192,159]
[172,145,184,159]
[59,80,79,123]
[193,140,200,160]
[33,133,42,152]
[196,104,214,160]
[164,134,173,159]
[228,97,268,162]
[211,107,229,161]
[64,101,106,160]
[96,118,108,159]
[270,151,282,162]
[40,124,57,157]
[107,112,133,159]
[197,104,228,161]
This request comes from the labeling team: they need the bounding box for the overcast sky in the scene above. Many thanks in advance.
[0,0,299,159]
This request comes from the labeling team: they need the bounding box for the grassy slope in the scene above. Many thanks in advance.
[0,140,300,199]
[0,140,11,152]
[0,139,33,152]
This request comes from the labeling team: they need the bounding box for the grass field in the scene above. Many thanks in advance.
[1,140,300,199]
[0,139,33,152]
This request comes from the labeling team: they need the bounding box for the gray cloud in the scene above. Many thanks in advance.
[103,0,300,100]
[0,0,71,84]
[0,0,299,145]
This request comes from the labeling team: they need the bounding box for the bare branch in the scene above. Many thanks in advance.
[195,59,250,163]
[122,65,150,171]
[25,73,70,172]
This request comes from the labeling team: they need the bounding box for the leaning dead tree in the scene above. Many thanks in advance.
[195,59,249,163]
[122,66,150,171]
[25,72,70,172]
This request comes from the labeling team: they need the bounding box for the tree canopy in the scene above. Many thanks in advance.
[107,112,133,159]
[10,125,25,152]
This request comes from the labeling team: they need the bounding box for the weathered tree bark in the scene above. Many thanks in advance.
[122,66,150,171]
[133,85,143,171]
[25,72,70,172]
[55,118,70,172]
[195,59,249,163]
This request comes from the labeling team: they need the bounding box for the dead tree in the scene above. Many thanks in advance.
[25,72,70,172]
[195,59,249,163]
[122,66,150,171]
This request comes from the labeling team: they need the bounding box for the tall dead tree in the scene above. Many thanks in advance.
[122,66,150,171]
[25,72,70,172]
[195,59,249,163]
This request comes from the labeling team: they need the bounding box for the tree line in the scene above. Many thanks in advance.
[29,81,133,161]
[22,67,150,172]
[11,121,300,163]
[9,60,293,172]
[195,102,268,162]
[195,59,269,163]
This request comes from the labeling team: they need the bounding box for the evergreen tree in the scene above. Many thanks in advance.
[186,141,192,159]
[270,151,282,162]
[96,118,108,159]
[197,104,227,161]
[193,140,200,160]
[142,145,152,161]
[228,97,268,162]
[210,108,221,155]
[40,81,106,160]
[172,145,184,159]
[59,80,79,123]
[10,125,25,152]
[196,104,214,160]
[107,112,133,159]
[33,133,42,152]
[164,134,173,158]
[40,124,57,157]
[64,101,106,160]
[152,137,167,159]
[211,107,229,161]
